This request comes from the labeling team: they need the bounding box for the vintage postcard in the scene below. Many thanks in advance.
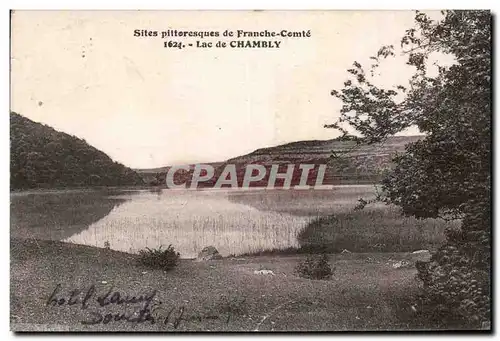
[10,10,491,332]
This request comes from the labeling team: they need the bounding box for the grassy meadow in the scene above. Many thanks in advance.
[228,186,457,254]
[11,238,447,331]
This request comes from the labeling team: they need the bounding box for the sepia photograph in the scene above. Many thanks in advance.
[9,9,491,332]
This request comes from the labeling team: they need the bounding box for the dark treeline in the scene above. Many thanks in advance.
[10,112,144,189]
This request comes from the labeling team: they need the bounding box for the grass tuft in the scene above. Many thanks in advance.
[295,254,334,280]
[138,244,180,271]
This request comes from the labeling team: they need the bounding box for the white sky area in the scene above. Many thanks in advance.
[11,10,446,168]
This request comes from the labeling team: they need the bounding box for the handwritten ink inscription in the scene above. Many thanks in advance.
[45,284,226,329]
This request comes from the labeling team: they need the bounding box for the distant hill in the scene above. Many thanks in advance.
[226,135,421,166]
[135,162,225,175]
[135,162,224,186]
[10,112,144,189]
[219,135,423,187]
[136,135,423,187]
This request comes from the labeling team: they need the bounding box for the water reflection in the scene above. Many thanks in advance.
[64,190,310,258]
[10,190,127,241]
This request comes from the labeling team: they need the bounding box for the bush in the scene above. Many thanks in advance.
[295,254,334,280]
[415,241,490,329]
[138,245,180,271]
[415,203,491,329]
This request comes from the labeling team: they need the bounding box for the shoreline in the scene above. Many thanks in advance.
[9,183,380,195]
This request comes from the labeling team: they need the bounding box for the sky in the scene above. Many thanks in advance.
[10,10,440,168]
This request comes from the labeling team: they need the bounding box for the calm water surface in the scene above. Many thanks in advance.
[10,189,308,257]
[11,187,375,258]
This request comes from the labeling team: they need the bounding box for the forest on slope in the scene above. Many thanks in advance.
[10,112,144,189]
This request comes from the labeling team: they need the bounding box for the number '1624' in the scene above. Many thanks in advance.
[163,41,184,49]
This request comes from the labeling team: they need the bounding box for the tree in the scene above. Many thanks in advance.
[328,10,490,328]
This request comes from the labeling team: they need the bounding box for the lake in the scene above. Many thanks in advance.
[10,186,377,258]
